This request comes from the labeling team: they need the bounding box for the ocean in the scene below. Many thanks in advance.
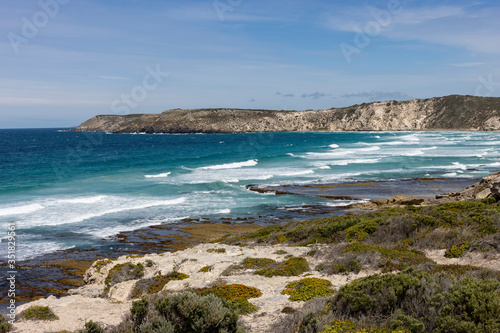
[1,129,500,261]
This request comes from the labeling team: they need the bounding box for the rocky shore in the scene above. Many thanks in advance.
[75,95,500,133]
[9,172,500,332]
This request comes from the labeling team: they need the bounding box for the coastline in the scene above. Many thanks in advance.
[8,172,500,332]
[1,177,479,306]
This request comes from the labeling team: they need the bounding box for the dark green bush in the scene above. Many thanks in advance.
[22,305,58,321]
[106,262,145,288]
[434,277,500,333]
[255,257,309,277]
[131,298,149,327]
[0,315,10,333]
[80,320,104,333]
[155,291,242,332]
[328,269,500,332]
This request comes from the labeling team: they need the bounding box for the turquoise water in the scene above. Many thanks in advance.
[1,129,500,260]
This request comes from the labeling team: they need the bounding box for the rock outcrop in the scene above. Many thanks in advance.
[438,171,500,201]
[75,95,500,133]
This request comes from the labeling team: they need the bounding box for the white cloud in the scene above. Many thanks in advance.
[324,4,500,55]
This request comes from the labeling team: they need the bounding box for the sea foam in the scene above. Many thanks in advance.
[198,159,258,170]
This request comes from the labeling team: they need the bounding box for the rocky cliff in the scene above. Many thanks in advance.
[75,95,500,133]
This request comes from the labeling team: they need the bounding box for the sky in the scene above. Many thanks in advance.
[1,0,499,128]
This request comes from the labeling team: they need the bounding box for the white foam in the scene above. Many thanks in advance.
[56,195,107,204]
[145,172,171,178]
[218,209,231,214]
[66,197,187,224]
[198,159,258,170]
[314,158,381,167]
[0,203,44,217]
[442,172,458,177]
[278,170,315,177]
[329,144,340,148]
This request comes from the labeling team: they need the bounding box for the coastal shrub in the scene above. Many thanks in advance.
[0,315,10,333]
[22,305,58,321]
[105,262,145,288]
[282,278,335,302]
[326,268,500,332]
[321,320,409,333]
[196,283,262,314]
[434,277,500,333]
[242,257,276,269]
[345,219,380,242]
[131,298,149,327]
[80,320,104,333]
[255,257,309,277]
[133,271,189,297]
[94,259,112,273]
[221,264,242,276]
[345,243,431,272]
[199,265,212,272]
[274,249,288,255]
[155,291,242,332]
[207,248,226,253]
[220,199,500,251]
[139,316,174,333]
[444,242,469,258]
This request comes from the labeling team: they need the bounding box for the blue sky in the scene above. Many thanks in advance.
[1,0,499,128]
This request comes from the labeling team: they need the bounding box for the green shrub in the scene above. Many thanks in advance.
[207,248,226,253]
[242,257,276,269]
[155,291,242,332]
[255,257,309,277]
[139,315,174,333]
[328,269,500,333]
[105,262,145,288]
[131,298,149,327]
[196,283,262,314]
[22,306,58,321]
[80,320,104,333]
[282,278,336,301]
[345,244,431,272]
[133,271,189,298]
[331,259,362,274]
[346,219,380,242]
[444,242,469,258]
[321,319,409,333]
[0,314,11,333]
[434,277,500,333]
[199,265,212,273]
[221,264,242,276]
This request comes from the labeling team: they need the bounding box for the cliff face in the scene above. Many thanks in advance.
[75,95,500,133]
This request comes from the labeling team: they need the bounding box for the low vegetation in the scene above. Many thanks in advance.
[254,257,309,277]
[79,320,104,333]
[0,315,11,333]
[195,283,262,314]
[21,305,58,321]
[282,278,335,302]
[132,271,189,298]
[109,291,245,333]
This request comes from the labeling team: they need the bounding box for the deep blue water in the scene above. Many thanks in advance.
[1,129,500,260]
